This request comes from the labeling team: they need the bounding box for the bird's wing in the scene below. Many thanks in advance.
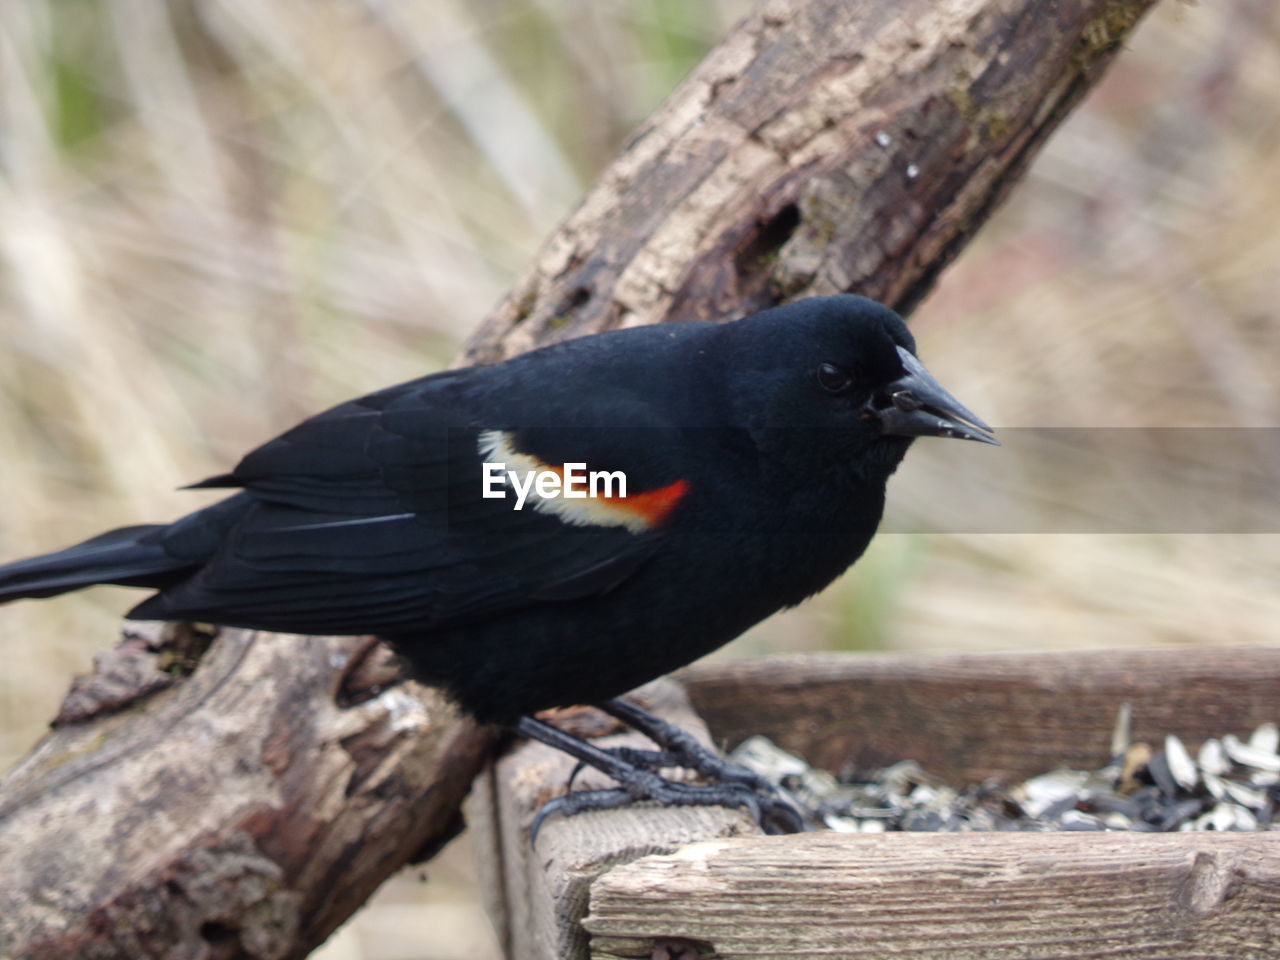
[135,369,687,635]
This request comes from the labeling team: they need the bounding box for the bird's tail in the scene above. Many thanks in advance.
[0,525,191,604]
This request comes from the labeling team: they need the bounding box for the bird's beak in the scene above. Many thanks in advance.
[863,346,999,445]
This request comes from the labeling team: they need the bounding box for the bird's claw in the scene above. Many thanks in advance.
[533,779,780,845]
[530,787,638,845]
[518,706,807,845]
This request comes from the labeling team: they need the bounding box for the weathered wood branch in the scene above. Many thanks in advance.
[0,625,492,959]
[466,0,1156,363]
[0,0,1157,956]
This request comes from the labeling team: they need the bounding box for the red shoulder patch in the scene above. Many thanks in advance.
[603,478,690,527]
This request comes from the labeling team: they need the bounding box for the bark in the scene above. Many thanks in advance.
[0,624,492,960]
[466,0,1156,363]
[0,0,1158,957]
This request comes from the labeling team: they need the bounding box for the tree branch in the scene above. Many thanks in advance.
[465,0,1155,362]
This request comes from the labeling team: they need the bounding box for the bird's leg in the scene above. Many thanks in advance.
[515,714,804,842]
[598,697,779,794]
[515,716,801,841]
[599,697,805,834]
[564,746,681,791]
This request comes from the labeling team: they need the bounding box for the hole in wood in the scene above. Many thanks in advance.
[652,935,715,959]
[734,202,801,281]
[549,286,593,329]
[199,920,239,945]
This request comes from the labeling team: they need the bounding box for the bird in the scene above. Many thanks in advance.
[0,294,995,835]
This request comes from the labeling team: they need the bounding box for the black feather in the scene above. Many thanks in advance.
[0,295,989,726]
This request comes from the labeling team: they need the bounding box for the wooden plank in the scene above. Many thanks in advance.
[682,647,1280,782]
[585,831,1280,960]
[468,680,760,960]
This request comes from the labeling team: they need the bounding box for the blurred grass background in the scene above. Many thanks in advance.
[1,1,1277,957]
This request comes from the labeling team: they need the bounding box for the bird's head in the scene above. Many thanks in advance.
[720,294,996,482]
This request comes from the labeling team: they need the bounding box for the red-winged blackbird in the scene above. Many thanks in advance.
[0,295,994,833]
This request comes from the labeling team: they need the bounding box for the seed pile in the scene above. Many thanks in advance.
[729,707,1280,833]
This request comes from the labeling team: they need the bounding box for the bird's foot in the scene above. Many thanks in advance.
[564,746,681,791]
[516,702,804,843]
[563,735,775,796]
[529,778,801,843]
[598,697,781,795]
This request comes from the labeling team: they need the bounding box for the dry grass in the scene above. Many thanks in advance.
[1,1,1277,957]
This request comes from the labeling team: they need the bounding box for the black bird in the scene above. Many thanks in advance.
[0,295,995,834]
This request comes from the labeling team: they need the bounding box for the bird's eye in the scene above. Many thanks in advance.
[816,362,853,394]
